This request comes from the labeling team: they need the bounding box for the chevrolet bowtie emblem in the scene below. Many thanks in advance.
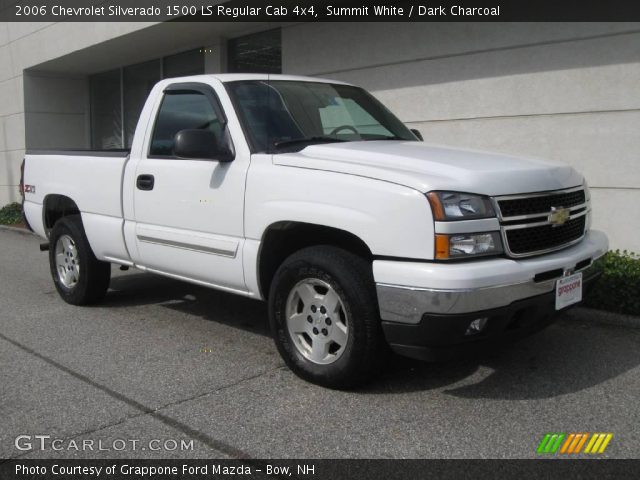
[548,206,570,226]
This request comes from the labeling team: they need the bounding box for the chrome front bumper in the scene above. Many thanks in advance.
[377,262,601,323]
[375,230,608,324]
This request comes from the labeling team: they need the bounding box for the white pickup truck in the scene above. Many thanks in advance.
[22,74,608,387]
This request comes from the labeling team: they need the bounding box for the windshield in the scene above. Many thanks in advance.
[226,80,417,153]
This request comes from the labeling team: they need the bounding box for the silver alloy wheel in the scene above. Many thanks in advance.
[285,278,349,365]
[55,234,80,289]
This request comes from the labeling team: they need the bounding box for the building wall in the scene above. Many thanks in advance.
[283,22,640,251]
[0,22,155,205]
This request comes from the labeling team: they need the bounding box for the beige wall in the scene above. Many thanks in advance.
[0,22,155,205]
[283,22,640,251]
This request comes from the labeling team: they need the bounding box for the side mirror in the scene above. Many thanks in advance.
[410,128,424,141]
[173,129,234,162]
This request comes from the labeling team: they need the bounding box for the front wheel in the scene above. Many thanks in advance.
[49,215,111,305]
[268,246,384,388]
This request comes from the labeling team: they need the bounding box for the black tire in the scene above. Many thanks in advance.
[269,246,384,388]
[48,215,111,305]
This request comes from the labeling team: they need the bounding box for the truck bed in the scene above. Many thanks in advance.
[23,149,131,264]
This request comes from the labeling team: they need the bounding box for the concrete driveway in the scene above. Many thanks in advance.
[1,229,639,459]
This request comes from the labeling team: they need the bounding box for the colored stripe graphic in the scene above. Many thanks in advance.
[537,433,613,455]
[537,433,565,454]
[560,433,575,454]
[572,433,589,454]
[537,434,552,454]
[568,433,581,453]
[549,434,565,453]
[598,434,613,453]
[584,433,599,453]
[585,433,614,454]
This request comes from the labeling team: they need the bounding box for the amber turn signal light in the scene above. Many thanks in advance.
[435,234,450,260]
[426,192,446,221]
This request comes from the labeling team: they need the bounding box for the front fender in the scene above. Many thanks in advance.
[245,160,435,260]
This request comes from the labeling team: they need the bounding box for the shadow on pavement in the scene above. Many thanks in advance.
[104,271,270,336]
[368,316,640,400]
[105,271,640,400]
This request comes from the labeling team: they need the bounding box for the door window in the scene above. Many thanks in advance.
[149,91,222,156]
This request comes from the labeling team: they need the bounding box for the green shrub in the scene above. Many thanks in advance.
[0,202,22,225]
[585,250,640,316]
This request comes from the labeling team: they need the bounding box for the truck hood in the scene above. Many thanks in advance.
[272,141,583,195]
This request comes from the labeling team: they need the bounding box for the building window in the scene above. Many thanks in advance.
[90,48,204,149]
[123,60,161,148]
[90,69,122,150]
[163,49,204,78]
[227,29,281,74]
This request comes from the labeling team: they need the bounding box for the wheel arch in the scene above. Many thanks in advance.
[257,221,373,299]
[42,194,81,237]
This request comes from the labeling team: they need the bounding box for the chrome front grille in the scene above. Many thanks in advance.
[498,189,586,219]
[494,187,589,258]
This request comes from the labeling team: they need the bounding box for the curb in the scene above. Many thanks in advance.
[564,306,640,329]
[0,225,35,236]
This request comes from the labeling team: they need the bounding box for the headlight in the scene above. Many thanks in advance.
[435,232,503,260]
[426,191,495,220]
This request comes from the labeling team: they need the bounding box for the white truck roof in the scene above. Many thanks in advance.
[165,73,352,85]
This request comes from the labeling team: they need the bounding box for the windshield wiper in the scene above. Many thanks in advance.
[274,136,347,149]
[373,135,404,140]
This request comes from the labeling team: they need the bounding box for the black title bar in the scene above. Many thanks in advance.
[1,459,639,480]
[2,0,640,22]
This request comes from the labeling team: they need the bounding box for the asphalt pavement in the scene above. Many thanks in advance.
[1,229,639,459]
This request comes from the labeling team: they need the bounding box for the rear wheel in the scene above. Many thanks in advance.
[49,215,111,305]
[269,246,383,388]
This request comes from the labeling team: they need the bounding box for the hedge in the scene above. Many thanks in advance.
[0,202,22,225]
[585,250,640,316]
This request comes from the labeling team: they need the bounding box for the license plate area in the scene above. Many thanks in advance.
[555,272,583,310]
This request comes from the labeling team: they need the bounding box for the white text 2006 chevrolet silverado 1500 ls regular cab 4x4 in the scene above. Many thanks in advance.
[22,74,608,387]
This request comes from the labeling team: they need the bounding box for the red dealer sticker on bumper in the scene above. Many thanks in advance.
[555,272,583,310]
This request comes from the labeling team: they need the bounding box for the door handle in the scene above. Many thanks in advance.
[136,174,155,191]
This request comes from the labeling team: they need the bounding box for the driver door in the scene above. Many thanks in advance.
[130,82,249,293]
